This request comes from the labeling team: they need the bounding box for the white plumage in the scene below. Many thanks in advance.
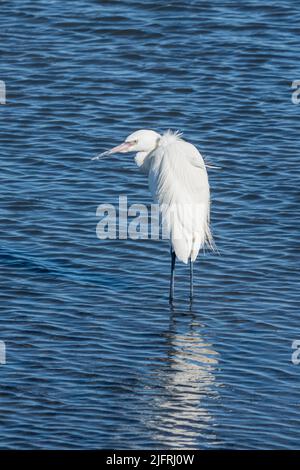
[135,130,213,263]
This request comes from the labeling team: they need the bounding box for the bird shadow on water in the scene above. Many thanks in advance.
[140,304,221,449]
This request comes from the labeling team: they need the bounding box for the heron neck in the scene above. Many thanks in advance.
[135,151,149,167]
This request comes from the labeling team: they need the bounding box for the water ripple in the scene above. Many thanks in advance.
[0,0,300,450]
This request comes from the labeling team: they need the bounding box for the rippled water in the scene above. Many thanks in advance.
[1,0,300,449]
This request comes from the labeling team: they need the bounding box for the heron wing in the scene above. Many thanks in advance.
[148,134,213,263]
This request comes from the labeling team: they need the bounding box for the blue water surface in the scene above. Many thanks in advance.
[0,0,300,449]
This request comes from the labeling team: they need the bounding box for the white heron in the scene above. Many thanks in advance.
[93,129,214,303]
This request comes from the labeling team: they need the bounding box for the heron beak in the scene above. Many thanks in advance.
[92,141,134,161]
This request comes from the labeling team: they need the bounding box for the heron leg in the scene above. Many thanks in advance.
[169,248,176,304]
[189,258,194,303]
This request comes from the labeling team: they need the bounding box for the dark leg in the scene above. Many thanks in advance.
[189,258,194,303]
[169,248,176,304]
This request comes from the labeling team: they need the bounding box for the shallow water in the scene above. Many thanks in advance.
[0,0,300,449]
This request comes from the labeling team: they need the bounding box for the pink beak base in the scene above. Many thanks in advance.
[107,141,133,154]
[92,141,133,160]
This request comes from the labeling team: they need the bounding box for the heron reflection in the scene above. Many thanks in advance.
[145,309,219,448]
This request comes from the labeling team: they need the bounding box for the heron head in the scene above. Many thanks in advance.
[124,129,161,153]
[93,129,161,160]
